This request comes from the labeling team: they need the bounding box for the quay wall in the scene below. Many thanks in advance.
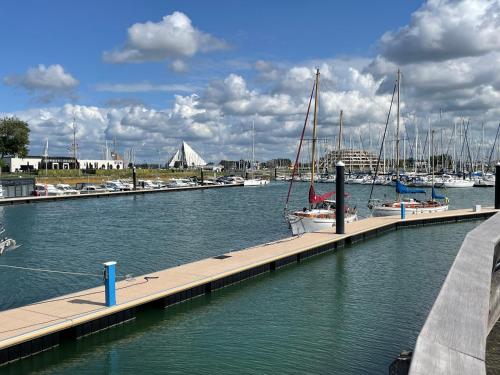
[409,212,500,375]
[0,183,243,206]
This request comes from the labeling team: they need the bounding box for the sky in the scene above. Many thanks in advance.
[1,0,500,164]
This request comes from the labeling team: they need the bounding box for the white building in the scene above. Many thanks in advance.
[4,156,123,172]
[4,157,42,172]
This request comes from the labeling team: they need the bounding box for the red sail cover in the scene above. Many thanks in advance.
[308,185,336,204]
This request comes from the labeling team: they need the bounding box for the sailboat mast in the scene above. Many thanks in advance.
[431,130,435,199]
[252,119,255,178]
[396,69,401,200]
[311,68,320,186]
[414,122,418,173]
[453,121,456,173]
[481,123,485,173]
[428,118,431,174]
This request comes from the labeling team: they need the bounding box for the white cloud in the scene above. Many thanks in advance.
[379,0,500,64]
[5,64,394,162]
[3,64,79,102]
[103,11,228,69]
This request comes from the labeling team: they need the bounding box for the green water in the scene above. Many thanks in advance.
[0,183,494,374]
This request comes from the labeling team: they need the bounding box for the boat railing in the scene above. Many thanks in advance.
[407,212,500,374]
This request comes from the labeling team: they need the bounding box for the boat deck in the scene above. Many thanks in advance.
[0,207,497,365]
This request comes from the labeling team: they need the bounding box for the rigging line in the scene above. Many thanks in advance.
[0,264,128,279]
[458,119,468,168]
[464,121,474,173]
[486,123,500,173]
[368,81,397,206]
[285,79,316,210]
[444,125,455,166]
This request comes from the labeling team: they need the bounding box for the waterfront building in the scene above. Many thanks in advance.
[168,141,207,168]
[320,149,379,172]
[4,156,123,172]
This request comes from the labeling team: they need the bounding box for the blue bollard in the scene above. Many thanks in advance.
[103,261,117,307]
[401,202,406,220]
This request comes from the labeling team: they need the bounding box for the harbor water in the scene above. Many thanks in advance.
[0,183,494,374]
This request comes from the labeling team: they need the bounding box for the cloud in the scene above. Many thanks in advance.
[3,64,79,103]
[379,0,500,64]
[7,1,500,163]
[103,11,228,71]
[5,63,393,163]
[95,82,197,93]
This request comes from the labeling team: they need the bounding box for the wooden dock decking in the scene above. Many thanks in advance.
[0,207,497,365]
[0,183,242,206]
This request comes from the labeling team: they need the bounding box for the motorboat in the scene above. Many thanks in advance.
[79,185,109,194]
[56,184,80,195]
[34,183,63,196]
[243,178,269,186]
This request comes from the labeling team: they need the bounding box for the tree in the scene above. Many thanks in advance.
[0,117,30,159]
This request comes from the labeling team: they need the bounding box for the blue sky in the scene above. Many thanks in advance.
[2,0,499,163]
[0,0,420,110]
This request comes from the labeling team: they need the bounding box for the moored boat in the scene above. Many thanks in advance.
[285,69,357,235]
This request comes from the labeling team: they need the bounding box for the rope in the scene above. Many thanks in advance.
[285,79,316,211]
[0,264,129,279]
[367,81,397,206]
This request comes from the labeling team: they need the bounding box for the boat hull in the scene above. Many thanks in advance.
[372,204,449,217]
[288,212,357,235]
[443,180,474,188]
[244,179,270,186]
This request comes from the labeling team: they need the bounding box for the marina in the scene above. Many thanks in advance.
[3,1,500,373]
[0,206,496,367]
[0,179,497,373]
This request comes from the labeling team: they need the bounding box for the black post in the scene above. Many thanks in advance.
[496,163,500,209]
[336,161,345,234]
[200,168,204,186]
[132,166,137,190]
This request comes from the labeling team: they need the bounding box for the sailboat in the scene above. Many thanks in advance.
[244,120,270,186]
[285,69,358,235]
[370,70,449,217]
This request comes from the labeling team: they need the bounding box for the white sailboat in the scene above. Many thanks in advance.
[285,69,357,235]
[244,120,269,186]
[370,70,449,217]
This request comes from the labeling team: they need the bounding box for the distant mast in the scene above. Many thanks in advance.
[396,69,401,201]
[338,109,343,162]
[43,138,49,176]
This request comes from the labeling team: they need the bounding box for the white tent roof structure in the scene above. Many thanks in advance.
[168,141,207,168]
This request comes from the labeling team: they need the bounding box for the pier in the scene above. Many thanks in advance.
[407,209,500,374]
[0,207,497,366]
[0,183,243,206]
